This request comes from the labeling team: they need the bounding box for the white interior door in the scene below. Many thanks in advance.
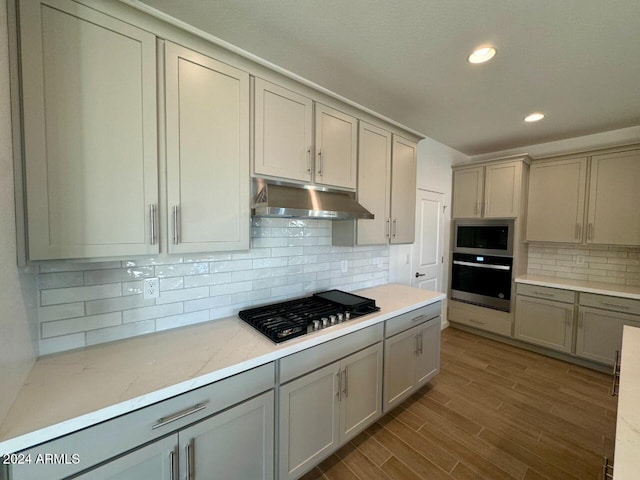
[412,190,444,292]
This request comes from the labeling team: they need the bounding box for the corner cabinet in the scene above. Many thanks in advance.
[20,0,159,259]
[314,103,358,189]
[253,78,313,182]
[164,42,250,253]
[452,158,528,219]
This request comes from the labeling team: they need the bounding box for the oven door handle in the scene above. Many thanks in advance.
[453,260,511,271]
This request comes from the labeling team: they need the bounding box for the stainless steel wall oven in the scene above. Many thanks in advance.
[451,219,514,312]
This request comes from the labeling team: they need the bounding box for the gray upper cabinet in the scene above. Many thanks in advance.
[20,0,159,259]
[164,42,250,253]
[452,159,527,219]
[315,103,358,189]
[390,135,418,243]
[253,78,313,182]
[587,149,640,246]
[526,157,588,243]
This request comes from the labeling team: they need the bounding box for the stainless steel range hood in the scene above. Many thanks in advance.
[252,179,374,220]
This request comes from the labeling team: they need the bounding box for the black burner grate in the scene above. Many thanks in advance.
[238,290,379,343]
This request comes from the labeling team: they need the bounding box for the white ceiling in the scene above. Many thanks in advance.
[138,0,640,156]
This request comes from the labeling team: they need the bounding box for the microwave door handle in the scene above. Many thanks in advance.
[452,260,511,271]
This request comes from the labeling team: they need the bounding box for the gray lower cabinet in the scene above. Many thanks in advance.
[73,436,177,480]
[383,315,441,411]
[278,342,383,480]
[514,295,574,353]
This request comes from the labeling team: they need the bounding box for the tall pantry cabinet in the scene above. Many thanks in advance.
[19,0,159,259]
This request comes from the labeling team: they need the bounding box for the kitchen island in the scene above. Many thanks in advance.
[0,284,444,458]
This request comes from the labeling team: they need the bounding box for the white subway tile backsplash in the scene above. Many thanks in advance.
[527,243,639,287]
[86,320,155,346]
[42,312,122,339]
[41,284,122,306]
[34,220,390,354]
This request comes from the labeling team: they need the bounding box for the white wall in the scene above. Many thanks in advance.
[0,0,38,422]
[389,136,469,325]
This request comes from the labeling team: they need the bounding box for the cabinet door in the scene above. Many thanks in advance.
[484,161,522,218]
[576,307,640,366]
[414,317,441,387]
[587,150,640,245]
[390,135,417,243]
[279,363,340,480]
[254,78,313,182]
[526,158,588,243]
[20,0,158,259]
[383,327,417,411]
[452,167,483,218]
[75,435,177,480]
[339,343,383,443]
[315,103,357,189]
[165,42,250,253]
[180,391,274,480]
[515,296,574,353]
[357,122,392,245]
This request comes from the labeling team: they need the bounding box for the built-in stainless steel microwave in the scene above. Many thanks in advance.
[453,219,514,256]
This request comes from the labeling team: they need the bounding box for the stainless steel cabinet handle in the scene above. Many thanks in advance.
[414,334,419,355]
[152,403,208,430]
[415,272,426,278]
[411,314,428,323]
[306,148,312,173]
[601,301,630,310]
[532,290,555,297]
[417,333,423,355]
[317,150,323,175]
[602,456,614,479]
[149,204,157,245]
[172,206,180,245]
[587,222,594,240]
[343,366,348,398]
[392,218,397,237]
[611,350,620,396]
[185,440,193,480]
[453,260,511,271]
[336,371,342,401]
[469,318,486,325]
[169,450,176,480]
[385,218,390,238]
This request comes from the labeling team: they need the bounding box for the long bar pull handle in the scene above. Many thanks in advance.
[306,148,312,173]
[385,218,390,238]
[150,204,157,245]
[392,218,397,238]
[172,206,179,244]
[414,334,419,356]
[336,371,342,401]
[601,302,630,310]
[317,150,323,175]
[343,366,348,398]
[185,440,193,480]
[418,333,423,355]
[611,350,620,397]
[152,403,208,430]
[169,450,176,480]
[587,223,594,240]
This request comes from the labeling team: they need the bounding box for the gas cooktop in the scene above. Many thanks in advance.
[238,290,379,343]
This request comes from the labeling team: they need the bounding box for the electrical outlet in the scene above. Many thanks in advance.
[143,278,159,299]
[375,257,383,269]
[341,259,348,273]
[575,255,586,266]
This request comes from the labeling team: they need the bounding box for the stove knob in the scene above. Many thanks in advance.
[337,313,344,323]
[344,312,351,321]
[312,320,320,331]
[322,317,329,328]
[330,315,337,325]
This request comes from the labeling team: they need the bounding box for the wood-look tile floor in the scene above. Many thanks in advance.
[301,327,617,480]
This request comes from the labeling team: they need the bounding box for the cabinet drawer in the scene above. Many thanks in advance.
[384,302,441,338]
[579,293,640,316]
[517,284,575,304]
[10,363,274,480]
[449,306,511,336]
[280,324,383,384]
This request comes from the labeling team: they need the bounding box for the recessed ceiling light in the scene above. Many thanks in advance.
[468,47,496,64]
[524,113,545,122]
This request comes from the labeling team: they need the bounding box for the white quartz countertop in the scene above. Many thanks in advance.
[0,284,445,454]
[614,325,640,480]
[515,274,640,300]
